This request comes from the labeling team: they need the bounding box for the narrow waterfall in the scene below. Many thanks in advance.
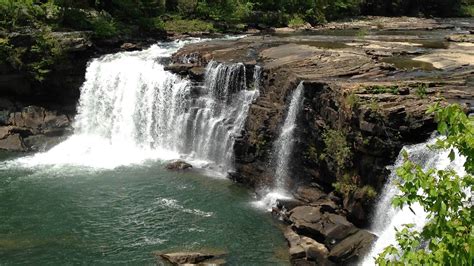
[361,136,467,265]
[273,82,304,190]
[18,40,259,172]
[254,82,304,209]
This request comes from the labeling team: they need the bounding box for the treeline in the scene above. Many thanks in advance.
[0,0,472,81]
[1,0,473,35]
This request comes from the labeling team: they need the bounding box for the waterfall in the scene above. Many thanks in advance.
[361,136,467,265]
[274,82,304,190]
[254,82,304,209]
[17,40,259,172]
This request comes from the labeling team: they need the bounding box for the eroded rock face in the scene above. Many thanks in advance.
[0,105,72,152]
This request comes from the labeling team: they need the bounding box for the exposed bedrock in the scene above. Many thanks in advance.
[169,31,473,263]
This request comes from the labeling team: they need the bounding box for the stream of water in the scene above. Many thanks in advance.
[254,82,304,210]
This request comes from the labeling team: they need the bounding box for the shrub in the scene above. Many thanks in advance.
[288,15,306,27]
[91,14,118,38]
[322,129,352,173]
[415,83,428,98]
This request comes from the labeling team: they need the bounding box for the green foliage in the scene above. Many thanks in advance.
[322,129,352,173]
[0,0,59,29]
[368,98,381,113]
[91,14,118,38]
[362,0,470,17]
[333,174,377,199]
[288,15,306,28]
[346,92,361,109]
[28,27,63,81]
[163,18,214,33]
[414,83,428,99]
[376,103,474,265]
[366,85,399,94]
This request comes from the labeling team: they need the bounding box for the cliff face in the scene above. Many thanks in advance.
[169,32,473,227]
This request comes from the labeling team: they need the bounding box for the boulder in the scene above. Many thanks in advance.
[277,198,304,211]
[165,160,193,171]
[0,134,27,151]
[284,226,333,265]
[293,185,327,203]
[328,230,377,263]
[289,206,357,246]
[158,252,215,264]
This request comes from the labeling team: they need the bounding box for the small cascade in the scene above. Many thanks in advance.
[254,82,304,209]
[18,40,259,173]
[361,136,467,265]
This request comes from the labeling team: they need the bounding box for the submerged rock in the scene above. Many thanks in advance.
[165,160,193,171]
[156,250,226,265]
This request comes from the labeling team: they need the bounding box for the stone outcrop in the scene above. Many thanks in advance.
[0,105,72,152]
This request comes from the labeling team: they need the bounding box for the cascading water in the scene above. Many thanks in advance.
[15,39,259,173]
[254,82,304,209]
[361,136,467,265]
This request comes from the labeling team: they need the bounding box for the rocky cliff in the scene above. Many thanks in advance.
[168,25,473,264]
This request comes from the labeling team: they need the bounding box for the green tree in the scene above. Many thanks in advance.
[376,103,473,265]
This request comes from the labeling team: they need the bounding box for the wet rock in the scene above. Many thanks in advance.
[293,185,327,203]
[165,64,194,75]
[165,160,193,170]
[328,230,377,263]
[120,42,139,51]
[23,135,66,152]
[0,134,27,151]
[158,252,220,265]
[277,198,305,212]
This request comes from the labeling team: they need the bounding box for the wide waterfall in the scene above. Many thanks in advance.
[254,82,304,209]
[361,136,467,265]
[16,40,259,173]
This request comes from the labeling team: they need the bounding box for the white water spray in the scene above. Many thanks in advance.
[14,39,259,172]
[361,136,467,265]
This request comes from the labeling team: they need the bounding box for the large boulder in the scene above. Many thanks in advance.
[328,230,377,263]
[289,206,357,246]
[284,226,333,265]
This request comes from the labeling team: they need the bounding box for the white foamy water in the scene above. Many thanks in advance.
[361,136,467,265]
[254,82,304,210]
[10,38,259,173]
